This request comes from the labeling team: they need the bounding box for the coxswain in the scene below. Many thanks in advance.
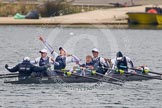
[5,57,49,80]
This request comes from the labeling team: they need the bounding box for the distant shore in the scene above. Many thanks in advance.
[0,5,161,26]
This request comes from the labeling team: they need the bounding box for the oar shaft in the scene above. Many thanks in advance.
[0,73,18,76]
[125,71,162,80]
[77,68,124,82]
[147,71,162,75]
[96,72,124,83]
[55,70,123,86]
[130,68,162,75]
[72,73,123,86]
[107,68,162,80]
[0,75,18,78]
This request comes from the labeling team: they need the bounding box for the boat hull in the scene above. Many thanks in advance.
[127,12,157,24]
[156,14,162,24]
[4,74,161,84]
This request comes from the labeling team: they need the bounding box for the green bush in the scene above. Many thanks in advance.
[38,0,71,17]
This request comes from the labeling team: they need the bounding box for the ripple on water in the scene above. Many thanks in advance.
[1,26,162,107]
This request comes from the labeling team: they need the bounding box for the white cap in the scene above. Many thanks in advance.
[92,48,99,53]
[117,57,123,60]
[39,49,48,53]
[23,57,30,61]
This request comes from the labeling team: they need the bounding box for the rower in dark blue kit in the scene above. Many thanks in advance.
[111,51,134,74]
[31,49,54,77]
[91,48,110,75]
[79,55,94,69]
[54,47,67,75]
[72,55,95,76]
[5,57,49,80]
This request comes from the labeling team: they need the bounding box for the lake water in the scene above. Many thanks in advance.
[0,25,162,108]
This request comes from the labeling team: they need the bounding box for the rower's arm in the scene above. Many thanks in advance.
[66,55,81,64]
[32,65,47,72]
[6,64,19,72]
[30,57,40,64]
[100,57,108,66]
[126,57,134,68]
[71,55,81,63]
[111,59,116,69]
[39,37,58,59]
[43,41,58,59]
[129,61,134,68]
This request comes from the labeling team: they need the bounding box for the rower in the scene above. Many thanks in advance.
[54,47,66,71]
[79,55,94,69]
[91,48,109,75]
[133,65,150,74]
[31,49,54,77]
[111,51,134,74]
[5,57,48,80]
[72,55,94,76]
[39,37,80,63]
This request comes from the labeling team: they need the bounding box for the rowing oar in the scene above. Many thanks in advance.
[109,68,162,80]
[0,73,18,76]
[72,73,123,86]
[0,74,18,78]
[0,73,18,79]
[130,67,162,76]
[55,70,123,86]
[94,72,124,83]
[84,68,124,83]
[121,70,162,80]
[102,67,162,80]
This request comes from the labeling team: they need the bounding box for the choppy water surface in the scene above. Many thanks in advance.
[0,25,162,108]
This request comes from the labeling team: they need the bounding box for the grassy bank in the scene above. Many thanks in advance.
[0,1,112,17]
[0,2,36,17]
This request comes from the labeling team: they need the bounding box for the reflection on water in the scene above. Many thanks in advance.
[128,24,162,30]
[0,26,162,108]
